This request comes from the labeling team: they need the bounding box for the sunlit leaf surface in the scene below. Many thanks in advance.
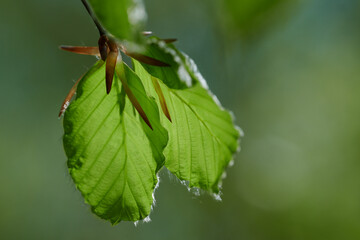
[63,61,167,223]
[134,55,240,193]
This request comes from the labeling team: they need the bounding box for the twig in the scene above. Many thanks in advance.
[81,0,106,36]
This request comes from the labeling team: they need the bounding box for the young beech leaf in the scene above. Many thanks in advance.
[63,61,167,223]
[133,57,241,193]
[86,0,146,43]
[136,37,193,89]
[116,61,168,166]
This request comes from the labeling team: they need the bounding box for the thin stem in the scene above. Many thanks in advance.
[81,0,106,36]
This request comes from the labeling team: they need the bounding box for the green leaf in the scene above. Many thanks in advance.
[133,55,241,193]
[63,60,167,223]
[87,0,146,43]
[117,61,168,170]
[137,38,192,89]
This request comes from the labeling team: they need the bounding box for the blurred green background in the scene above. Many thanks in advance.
[1,0,360,239]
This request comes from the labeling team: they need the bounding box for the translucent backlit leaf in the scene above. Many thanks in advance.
[134,55,241,193]
[63,61,167,223]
